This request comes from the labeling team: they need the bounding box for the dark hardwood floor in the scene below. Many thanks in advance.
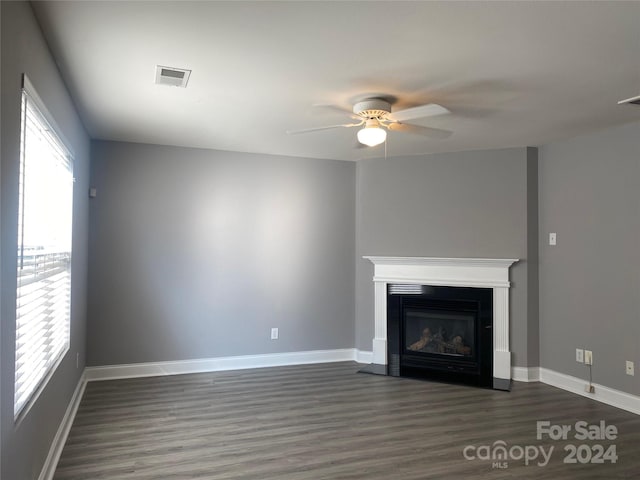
[54,362,640,479]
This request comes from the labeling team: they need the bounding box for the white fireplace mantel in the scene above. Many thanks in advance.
[364,256,518,389]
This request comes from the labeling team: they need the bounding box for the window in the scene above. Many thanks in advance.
[14,76,74,418]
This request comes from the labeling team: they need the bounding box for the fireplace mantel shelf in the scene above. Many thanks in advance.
[364,256,519,390]
[364,256,518,268]
[364,256,518,289]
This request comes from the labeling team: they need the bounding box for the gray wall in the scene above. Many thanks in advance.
[539,121,639,395]
[1,2,90,479]
[87,141,355,366]
[355,147,539,368]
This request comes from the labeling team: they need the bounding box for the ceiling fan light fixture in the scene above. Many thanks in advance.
[357,119,387,147]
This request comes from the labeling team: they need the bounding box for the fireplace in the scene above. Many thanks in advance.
[363,256,518,390]
[387,285,493,387]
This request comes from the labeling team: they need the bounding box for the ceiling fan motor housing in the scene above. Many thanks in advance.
[353,98,391,119]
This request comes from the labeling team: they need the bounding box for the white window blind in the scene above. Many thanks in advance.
[14,77,74,418]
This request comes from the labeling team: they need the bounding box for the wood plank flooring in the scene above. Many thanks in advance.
[54,362,640,479]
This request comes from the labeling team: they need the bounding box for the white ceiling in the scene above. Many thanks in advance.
[32,1,639,161]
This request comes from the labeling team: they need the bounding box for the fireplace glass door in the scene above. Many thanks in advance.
[404,309,476,359]
[397,296,485,378]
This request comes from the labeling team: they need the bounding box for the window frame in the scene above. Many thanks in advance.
[14,74,75,421]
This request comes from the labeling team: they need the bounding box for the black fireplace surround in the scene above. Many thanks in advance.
[387,284,493,388]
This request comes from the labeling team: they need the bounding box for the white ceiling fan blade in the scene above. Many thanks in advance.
[388,122,453,139]
[286,122,362,135]
[387,103,450,122]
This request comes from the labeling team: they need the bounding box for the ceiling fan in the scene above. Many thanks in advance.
[287,98,453,147]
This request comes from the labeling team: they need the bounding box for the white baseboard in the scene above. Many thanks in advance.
[38,372,86,480]
[539,367,640,416]
[355,350,373,364]
[84,356,640,414]
[512,366,540,382]
[84,348,362,381]
[512,366,638,415]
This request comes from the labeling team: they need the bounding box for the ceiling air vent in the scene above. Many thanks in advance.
[155,65,191,87]
[618,94,640,106]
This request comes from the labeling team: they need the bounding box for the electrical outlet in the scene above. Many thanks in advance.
[584,350,593,365]
[585,385,595,394]
[626,361,634,376]
[271,327,279,340]
[576,348,584,363]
